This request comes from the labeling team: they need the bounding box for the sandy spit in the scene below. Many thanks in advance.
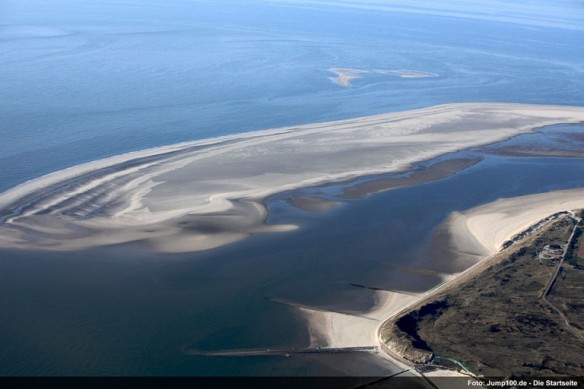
[295,189,584,372]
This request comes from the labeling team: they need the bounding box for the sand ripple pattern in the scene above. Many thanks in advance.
[1,103,583,253]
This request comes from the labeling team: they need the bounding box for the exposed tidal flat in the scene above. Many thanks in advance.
[1,103,583,253]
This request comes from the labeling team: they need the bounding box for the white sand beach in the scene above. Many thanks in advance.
[0,102,584,253]
[449,188,584,255]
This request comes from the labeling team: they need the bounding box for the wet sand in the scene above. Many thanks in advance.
[1,103,584,253]
[489,146,584,158]
[287,195,342,212]
[340,158,481,200]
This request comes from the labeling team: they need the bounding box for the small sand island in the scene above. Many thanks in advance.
[1,103,584,255]
[327,67,438,87]
[327,67,369,87]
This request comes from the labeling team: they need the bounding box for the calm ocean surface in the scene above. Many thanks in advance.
[0,0,583,376]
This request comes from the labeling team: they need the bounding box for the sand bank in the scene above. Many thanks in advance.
[375,69,438,78]
[490,146,584,158]
[286,195,341,212]
[1,103,584,252]
[340,157,480,200]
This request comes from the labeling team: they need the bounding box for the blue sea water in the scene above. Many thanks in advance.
[1,0,584,377]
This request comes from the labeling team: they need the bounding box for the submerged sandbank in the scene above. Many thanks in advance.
[286,195,342,212]
[340,157,480,200]
[1,103,584,253]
